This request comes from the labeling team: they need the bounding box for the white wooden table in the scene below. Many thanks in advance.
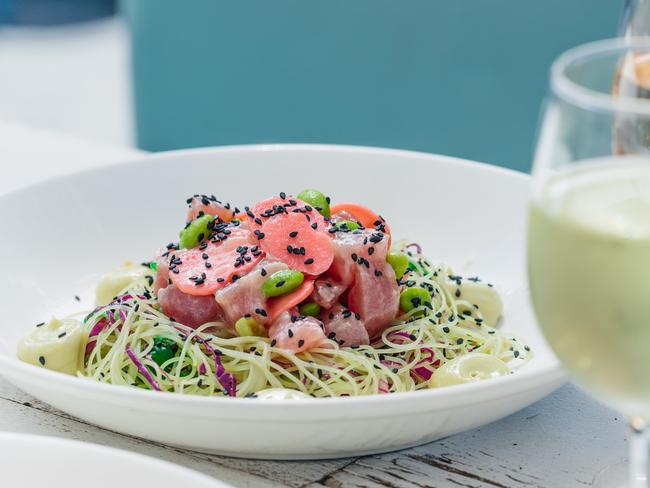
[0,17,629,488]
[0,378,625,487]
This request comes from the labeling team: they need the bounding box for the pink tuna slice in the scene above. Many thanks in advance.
[327,228,399,339]
[347,256,399,339]
[186,194,239,222]
[154,260,170,293]
[158,284,223,329]
[310,278,347,309]
[215,260,287,326]
[327,228,389,286]
[269,311,327,353]
[322,303,370,347]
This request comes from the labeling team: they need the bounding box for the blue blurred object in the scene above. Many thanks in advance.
[123,0,618,172]
[0,0,115,25]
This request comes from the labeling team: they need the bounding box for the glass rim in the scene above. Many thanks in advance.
[551,37,650,116]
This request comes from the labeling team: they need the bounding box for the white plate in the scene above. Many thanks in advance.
[0,144,564,459]
[0,432,228,487]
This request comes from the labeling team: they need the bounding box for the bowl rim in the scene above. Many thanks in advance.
[0,432,228,486]
[0,143,564,412]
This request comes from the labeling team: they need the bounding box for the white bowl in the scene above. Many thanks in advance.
[0,144,564,459]
[0,432,229,487]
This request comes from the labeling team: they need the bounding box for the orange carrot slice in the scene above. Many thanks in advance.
[330,202,391,244]
[267,279,315,322]
[170,227,264,296]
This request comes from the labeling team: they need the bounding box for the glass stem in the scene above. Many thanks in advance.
[629,417,649,488]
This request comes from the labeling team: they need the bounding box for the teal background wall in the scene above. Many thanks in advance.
[123,1,619,172]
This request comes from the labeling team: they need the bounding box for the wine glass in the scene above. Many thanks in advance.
[528,38,650,488]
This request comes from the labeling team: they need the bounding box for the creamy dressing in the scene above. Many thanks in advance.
[95,260,154,306]
[441,276,503,327]
[528,159,650,414]
[17,317,87,375]
[429,353,509,387]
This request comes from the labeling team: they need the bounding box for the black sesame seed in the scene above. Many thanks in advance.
[289,231,298,238]
[298,339,305,347]
[327,332,336,339]
[261,268,267,277]
[374,269,383,277]
[304,258,314,265]
[442,326,450,333]
[288,329,294,338]
[74,295,80,302]
[270,339,277,347]
[368,247,375,255]
[38,356,45,366]
[275,280,286,288]
[35,322,45,328]
[311,222,318,230]
[58,332,66,338]
[287,245,293,253]
[455,288,461,297]
[217,277,225,282]
[255,308,268,317]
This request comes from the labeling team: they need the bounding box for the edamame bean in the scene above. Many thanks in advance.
[179,214,215,249]
[151,337,179,366]
[387,252,408,278]
[399,287,431,312]
[298,302,321,317]
[334,220,361,231]
[235,317,267,336]
[297,189,331,217]
[262,269,305,297]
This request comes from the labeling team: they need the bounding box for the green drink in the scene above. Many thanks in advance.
[529,159,650,416]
